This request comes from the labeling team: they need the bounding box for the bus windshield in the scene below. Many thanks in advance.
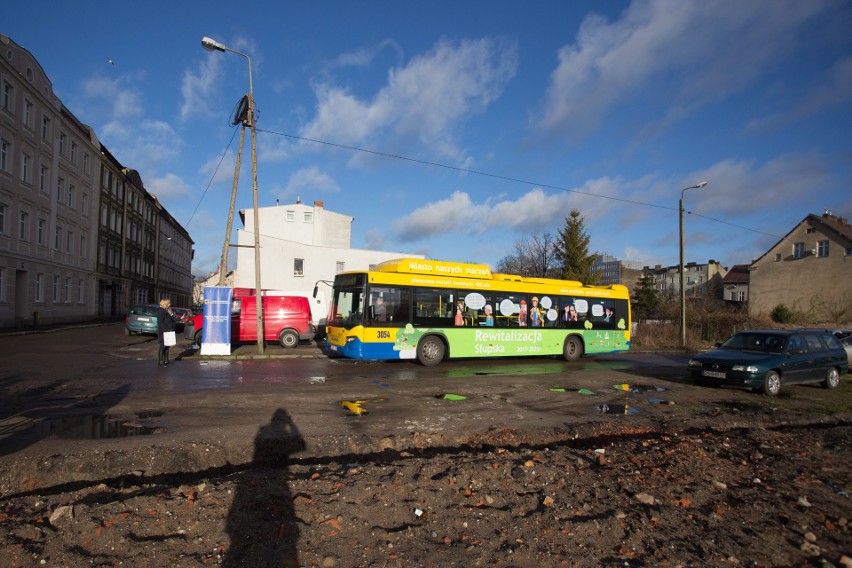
[329,286,365,329]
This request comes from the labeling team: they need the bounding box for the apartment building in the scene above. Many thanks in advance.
[0,34,192,327]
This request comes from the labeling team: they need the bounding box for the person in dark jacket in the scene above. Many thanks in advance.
[157,298,177,367]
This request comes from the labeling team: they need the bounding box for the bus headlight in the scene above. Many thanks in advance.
[346,336,356,343]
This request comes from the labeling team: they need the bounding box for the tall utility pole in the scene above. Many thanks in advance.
[201,37,265,354]
[679,181,708,348]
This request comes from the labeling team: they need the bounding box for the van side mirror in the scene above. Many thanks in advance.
[313,285,318,298]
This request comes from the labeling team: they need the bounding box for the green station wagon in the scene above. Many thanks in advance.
[688,329,848,396]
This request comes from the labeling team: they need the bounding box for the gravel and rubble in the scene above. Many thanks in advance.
[2,416,850,567]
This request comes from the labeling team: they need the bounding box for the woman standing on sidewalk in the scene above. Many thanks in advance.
[156,298,177,367]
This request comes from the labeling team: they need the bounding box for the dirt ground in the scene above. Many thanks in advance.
[2,405,851,567]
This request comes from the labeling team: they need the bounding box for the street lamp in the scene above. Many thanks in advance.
[201,36,264,354]
[679,180,708,348]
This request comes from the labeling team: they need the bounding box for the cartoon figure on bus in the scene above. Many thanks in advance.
[484,304,494,326]
[454,300,464,326]
[529,297,543,327]
[518,299,527,326]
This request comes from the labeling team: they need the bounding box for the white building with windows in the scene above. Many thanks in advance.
[234,200,424,326]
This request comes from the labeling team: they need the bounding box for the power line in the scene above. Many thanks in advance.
[255,126,783,239]
[185,126,240,228]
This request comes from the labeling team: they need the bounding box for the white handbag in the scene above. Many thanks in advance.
[163,331,176,347]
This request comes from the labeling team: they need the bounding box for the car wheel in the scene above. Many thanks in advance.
[278,329,299,348]
[761,370,781,396]
[823,367,840,389]
[124,327,130,336]
[417,335,445,367]
[563,336,584,362]
[194,330,203,346]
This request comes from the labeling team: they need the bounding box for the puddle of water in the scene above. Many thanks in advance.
[647,398,671,405]
[597,403,638,415]
[34,415,164,439]
[550,388,597,395]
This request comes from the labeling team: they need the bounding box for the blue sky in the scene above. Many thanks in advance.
[7,0,852,277]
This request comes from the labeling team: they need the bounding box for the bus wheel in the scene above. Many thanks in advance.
[417,335,445,367]
[279,329,299,348]
[563,336,584,362]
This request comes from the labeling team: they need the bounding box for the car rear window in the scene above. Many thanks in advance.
[823,334,842,349]
[131,305,157,316]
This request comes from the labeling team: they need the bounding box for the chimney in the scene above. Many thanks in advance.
[314,200,324,208]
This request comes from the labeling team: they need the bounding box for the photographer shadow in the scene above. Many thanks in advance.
[223,408,306,567]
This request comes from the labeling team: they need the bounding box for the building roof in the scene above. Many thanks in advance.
[752,212,852,265]
[723,264,750,284]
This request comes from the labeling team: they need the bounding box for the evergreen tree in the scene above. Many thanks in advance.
[632,270,659,321]
[554,209,600,284]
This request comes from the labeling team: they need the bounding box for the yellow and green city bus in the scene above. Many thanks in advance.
[325,258,631,366]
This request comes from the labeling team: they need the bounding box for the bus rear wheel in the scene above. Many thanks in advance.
[563,336,584,362]
[417,335,445,367]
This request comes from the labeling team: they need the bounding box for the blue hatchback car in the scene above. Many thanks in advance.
[125,304,159,336]
[688,329,848,396]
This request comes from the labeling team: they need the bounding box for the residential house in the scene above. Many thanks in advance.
[643,260,727,300]
[722,264,750,304]
[748,212,852,321]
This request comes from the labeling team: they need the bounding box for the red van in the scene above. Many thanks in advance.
[183,288,315,348]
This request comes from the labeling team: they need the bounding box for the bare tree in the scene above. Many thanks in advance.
[495,232,559,277]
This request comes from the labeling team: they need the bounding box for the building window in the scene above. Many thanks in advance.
[774,253,781,262]
[81,192,88,215]
[20,152,31,183]
[304,211,313,222]
[52,275,60,303]
[80,235,86,257]
[0,267,5,302]
[286,210,295,222]
[67,184,75,208]
[66,231,73,253]
[64,277,70,303]
[39,165,49,194]
[19,211,29,240]
[57,177,64,202]
[54,226,62,249]
[83,153,90,174]
[793,242,805,259]
[294,258,304,276]
[2,80,13,112]
[59,132,66,155]
[37,218,46,245]
[77,279,84,303]
[336,261,345,273]
[806,227,816,234]
[41,115,50,140]
[70,141,77,163]
[0,203,6,234]
[817,240,829,258]
[24,99,33,128]
[35,273,44,302]
[0,138,9,172]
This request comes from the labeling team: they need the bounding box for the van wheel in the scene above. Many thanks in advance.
[823,367,840,389]
[417,335,445,367]
[563,336,583,362]
[279,329,299,348]
[762,370,781,396]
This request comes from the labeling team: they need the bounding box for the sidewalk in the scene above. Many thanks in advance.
[184,339,333,361]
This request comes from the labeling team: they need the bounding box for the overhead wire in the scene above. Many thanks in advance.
[256,127,783,239]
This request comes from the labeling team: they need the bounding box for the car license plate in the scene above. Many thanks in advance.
[138,317,150,322]
[703,370,726,379]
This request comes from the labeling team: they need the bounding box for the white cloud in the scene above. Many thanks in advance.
[277,166,341,199]
[82,74,144,121]
[146,173,193,200]
[180,54,223,121]
[534,0,829,139]
[301,37,518,162]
